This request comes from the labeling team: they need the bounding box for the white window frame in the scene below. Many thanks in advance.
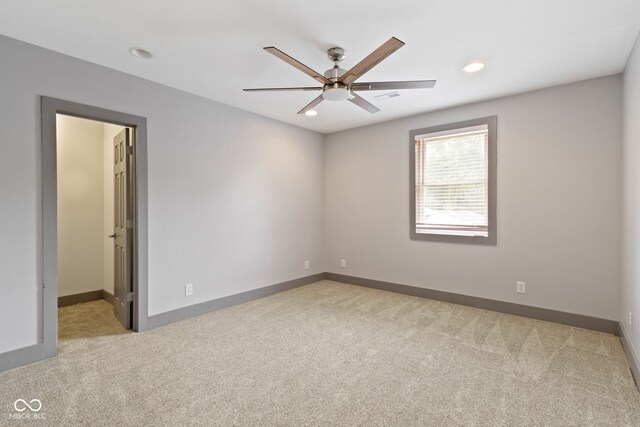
[410,116,497,245]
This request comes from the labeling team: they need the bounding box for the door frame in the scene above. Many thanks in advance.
[41,96,149,358]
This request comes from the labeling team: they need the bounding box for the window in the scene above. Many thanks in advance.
[410,116,496,244]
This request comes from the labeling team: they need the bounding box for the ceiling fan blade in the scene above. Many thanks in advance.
[348,93,380,114]
[338,37,405,85]
[243,87,322,92]
[297,94,324,114]
[351,80,437,91]
[264,47,333,85]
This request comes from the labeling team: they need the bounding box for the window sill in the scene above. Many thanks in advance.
[411,229,496,245]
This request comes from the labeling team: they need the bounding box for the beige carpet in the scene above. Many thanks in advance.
[1,280,639,426]
[58,299,130,341]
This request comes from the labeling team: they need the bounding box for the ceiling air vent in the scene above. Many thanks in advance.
[374,91,400,101]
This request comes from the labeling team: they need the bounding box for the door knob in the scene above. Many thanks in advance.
[108,234,116,239]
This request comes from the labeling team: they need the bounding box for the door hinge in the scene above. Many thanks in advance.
[127,292,134,302]
[126,219,134,229]
[127,146,133,155]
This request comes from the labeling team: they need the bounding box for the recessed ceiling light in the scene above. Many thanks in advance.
[305,110,318,117]
[129,47,153,59]
[463,62,485,73]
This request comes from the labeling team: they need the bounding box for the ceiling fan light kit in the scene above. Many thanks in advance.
[243,37,436,115]
[322,83,352,101]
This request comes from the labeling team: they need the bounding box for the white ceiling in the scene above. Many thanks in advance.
[1,0,639,134]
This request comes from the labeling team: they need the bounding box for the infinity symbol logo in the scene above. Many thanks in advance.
[14,399,42,412]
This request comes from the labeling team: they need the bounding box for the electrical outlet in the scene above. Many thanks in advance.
[185,283,193,297]
[340,259,347,268]
[516,281,526,294]
[304,260,310,270]
[629,312,633,331]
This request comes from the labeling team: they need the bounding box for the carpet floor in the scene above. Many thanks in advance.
[58,299,130,341]
[1,280,639,426]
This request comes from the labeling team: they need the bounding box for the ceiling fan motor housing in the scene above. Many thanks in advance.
[323,66,347,80]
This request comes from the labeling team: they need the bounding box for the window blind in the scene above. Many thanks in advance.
[415,125,489,237]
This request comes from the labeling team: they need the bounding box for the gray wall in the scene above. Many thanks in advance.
[0,35,325,354]
[56,115,105,297]
[325,75,622,320]
[622,34,640,360]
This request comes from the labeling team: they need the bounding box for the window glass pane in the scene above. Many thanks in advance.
[415,126,488,236]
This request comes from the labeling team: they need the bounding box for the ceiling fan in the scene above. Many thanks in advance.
[243,37,436,114]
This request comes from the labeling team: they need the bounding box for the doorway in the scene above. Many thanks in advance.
[41,97,149,359]
[56,115,130,339]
